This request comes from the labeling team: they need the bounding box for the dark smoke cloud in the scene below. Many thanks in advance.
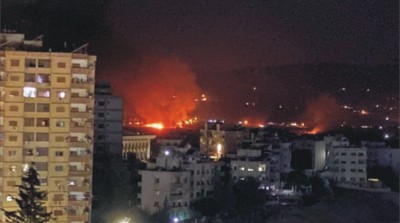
[300,94,344,133]
[110,56,200,126]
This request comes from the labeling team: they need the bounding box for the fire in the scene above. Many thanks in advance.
[309,127,321,135]
[144,123,164,130]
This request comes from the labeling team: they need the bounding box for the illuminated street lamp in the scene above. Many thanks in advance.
[173,217,179,223]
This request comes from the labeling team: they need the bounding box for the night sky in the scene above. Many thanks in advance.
[5,0,399,125]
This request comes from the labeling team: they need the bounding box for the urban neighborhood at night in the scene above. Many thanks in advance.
[0,1,398,223]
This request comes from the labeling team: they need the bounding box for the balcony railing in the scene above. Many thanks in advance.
[68,214,89,221]
[69,184,90,192]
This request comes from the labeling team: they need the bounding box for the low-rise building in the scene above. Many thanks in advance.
[138,148,217,221]
[200,122,225,159]
[230,158,269,182]
[328,147,367,185]
[292,139,326,176]
[122,133,156,160]
[363,141,400,175]
[139,169,191,216]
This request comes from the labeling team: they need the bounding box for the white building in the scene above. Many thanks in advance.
[230,159,269,182]
[328,147,367,185]
[138,148,217,220]
[363,141,400,175]
[139,170,191,216]
[122,133,156,160]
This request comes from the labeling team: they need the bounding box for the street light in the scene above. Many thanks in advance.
[173,217,179,223]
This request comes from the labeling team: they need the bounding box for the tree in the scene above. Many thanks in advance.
[233,177,264,215]
[192,197,220,217]
[2,164,52,223]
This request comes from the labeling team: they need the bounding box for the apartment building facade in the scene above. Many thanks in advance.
[200,122,225,159]
[0,33,95,223]
[94,82,123,155]
[328,147,367,184]
[139,149,217,221]
[122,134,156,160]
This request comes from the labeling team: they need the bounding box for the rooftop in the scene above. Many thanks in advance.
[0,32,89,54]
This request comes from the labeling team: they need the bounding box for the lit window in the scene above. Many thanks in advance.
[248,168,254,172]
[240,167,245,171]
[56,121,65,127]
[23,87,36,98]
[37,89,50,98]
[23,163,29,172]
[6,195,13,202]
[37,74,50,84]
[258,167,264,172]
[57,91,66,99]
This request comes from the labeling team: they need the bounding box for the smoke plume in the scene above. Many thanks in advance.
[300,94,343,133]
[112,56,200,126]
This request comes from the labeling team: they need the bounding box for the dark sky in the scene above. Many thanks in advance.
[106,0,398,72]
[5,0,399,125]
[7,0,398,72]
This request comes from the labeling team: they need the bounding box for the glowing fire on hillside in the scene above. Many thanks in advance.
[144,123,164,130]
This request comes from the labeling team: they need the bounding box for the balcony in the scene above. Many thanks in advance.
[68,199,90,207]
[69,154,91,163]
[70,122,92,133]
[69,167,91,177]
[71,110,93,119]
[70,93,93,104]
[170,183,184,189]
[72,67,91,75]
[69,140,90,148]
[69,184,90,192]
[71,78,93,88]
[169,193,184,200]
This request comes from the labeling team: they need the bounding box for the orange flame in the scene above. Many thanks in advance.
[144,123,164,130]
[309,127,321,135]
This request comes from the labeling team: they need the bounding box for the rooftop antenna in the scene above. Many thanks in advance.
[0,40,12,48]
[33,35,44,41]
[71,43,89,54]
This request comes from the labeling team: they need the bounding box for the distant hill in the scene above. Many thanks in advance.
[196,63,398,122]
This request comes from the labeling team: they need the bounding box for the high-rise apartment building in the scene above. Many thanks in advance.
[0,33,95,223]
[94,82,123,155]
